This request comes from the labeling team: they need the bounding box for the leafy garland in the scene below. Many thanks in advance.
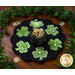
[0,6,75,69]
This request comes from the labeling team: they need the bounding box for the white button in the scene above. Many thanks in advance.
[35,23,38,24]
[54,44,57,46]
[39,51,41,54]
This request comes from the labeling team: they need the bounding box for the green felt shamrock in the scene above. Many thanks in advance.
[16,26,30,37]
[48,38,62,51]
[29,19,44,28]
[15,41,30,53]
[32,47,48,60]
[45,25,59,36]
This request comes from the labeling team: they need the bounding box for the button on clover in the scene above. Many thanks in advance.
[32,47,48,60]
[48,38,62,51]
[29,19,44,28]
[45,25,59,36]
[16,26,30,37]
[15,41,30,53]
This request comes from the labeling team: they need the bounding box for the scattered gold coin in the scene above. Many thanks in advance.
[13,57,20,63]
[59,22,65,26]
[60,54,73,67]
[13,21,21,26]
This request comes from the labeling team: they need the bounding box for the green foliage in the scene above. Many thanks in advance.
[66,38,75,53]
[44,6,55,15]
[48,38,62,51]
[71,29,75,37]
[60,10,74,20]
[30,19,44,28]
[20,6,31,16]
[32,47,48,60]
[16,41,30,53]
[58,38,75,69]
[0,32,3,43]
[54,6,65,17]
[64,10,74,20]
[16,26,30,37]
[69,17,75,37]
[54,11,60,17]
[33,6,42,13]
[0,46,15,69]
[45,25,59,36]
[69,20,75,29]
[0,6,75,31]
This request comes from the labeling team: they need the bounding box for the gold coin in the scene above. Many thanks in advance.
[60,54,73,67]
[13,21,21,26]
[13,57,20,63]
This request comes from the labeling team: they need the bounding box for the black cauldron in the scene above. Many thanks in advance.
[30,31,47,46]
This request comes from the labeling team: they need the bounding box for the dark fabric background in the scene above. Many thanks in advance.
[11,18,66,62]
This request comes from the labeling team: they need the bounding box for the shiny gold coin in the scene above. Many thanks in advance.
[60,54,73,67]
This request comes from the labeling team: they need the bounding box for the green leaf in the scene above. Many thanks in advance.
[54,11,60,17]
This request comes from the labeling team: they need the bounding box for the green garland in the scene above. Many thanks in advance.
[58,38,75,69]
[0,32,14,69]
[0,6,75,69]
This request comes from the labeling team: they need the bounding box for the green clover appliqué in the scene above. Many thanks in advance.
[29,19,44,28]
[48,38,62,51]
[15,41,30,53]
[16,26,30,37]
[32,47,48,60]
[45,25,59,36]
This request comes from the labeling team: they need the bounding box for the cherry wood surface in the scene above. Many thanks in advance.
[0,6,75,69]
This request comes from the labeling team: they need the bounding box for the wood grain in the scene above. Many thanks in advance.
[0,6,75,69]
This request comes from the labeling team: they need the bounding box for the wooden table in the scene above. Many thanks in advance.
[0,6,75,69]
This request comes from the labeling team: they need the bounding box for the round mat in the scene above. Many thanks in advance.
[11,18,66,62]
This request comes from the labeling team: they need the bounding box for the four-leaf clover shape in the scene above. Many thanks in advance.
[29,19,44,28]
[15,41,30,53]
[45,25,59,36]
[48,38,62,51]
[32,47,48,60]
[16,26,30,37]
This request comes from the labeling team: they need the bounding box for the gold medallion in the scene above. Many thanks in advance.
[60,54,73,67]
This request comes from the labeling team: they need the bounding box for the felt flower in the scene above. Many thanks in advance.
[15,41,30,53]
[32,47,48,60]
[45,25,59,36]
[16,26,30,37]
[29,19,44,28]
[48,38,62,51]
[13,21,21,26]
